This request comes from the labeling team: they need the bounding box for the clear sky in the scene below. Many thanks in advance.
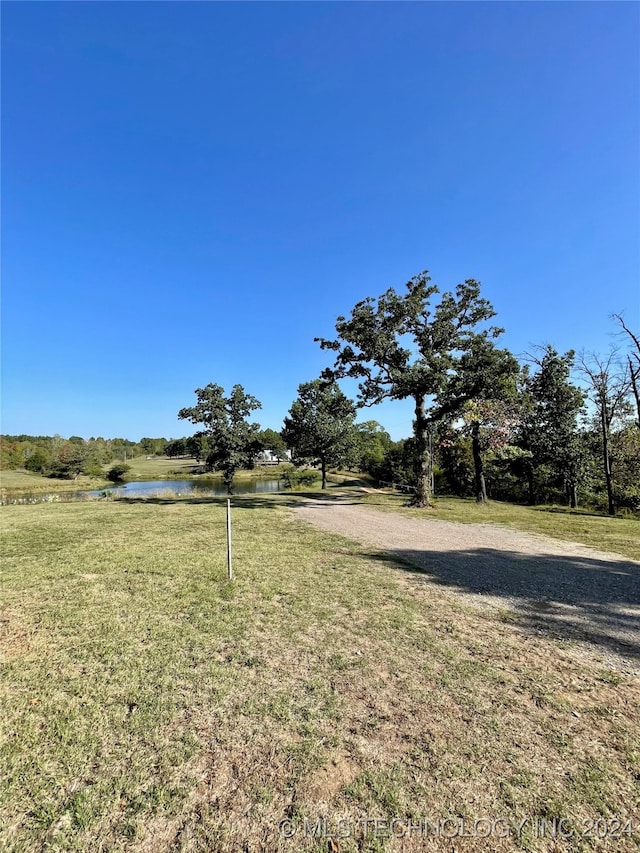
[2,1,639,441]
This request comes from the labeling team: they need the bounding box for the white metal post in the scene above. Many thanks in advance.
[226,498,233,580]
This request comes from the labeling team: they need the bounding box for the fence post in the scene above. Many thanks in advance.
[226,498,233,580]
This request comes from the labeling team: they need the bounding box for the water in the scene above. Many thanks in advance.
[85,478,282,499]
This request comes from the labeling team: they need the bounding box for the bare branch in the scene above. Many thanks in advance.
[612,313,640,361]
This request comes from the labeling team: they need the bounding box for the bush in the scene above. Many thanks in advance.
[613,485,640,513]
[281,468,320,489]
[83,461,105,478]
[25,450,49,473]
[106,464,131,482]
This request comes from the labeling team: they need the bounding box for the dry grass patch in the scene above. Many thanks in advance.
[1,497,638,852]
[0,469,109,501]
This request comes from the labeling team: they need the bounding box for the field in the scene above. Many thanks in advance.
[0,469,109,497]
[113,455,203,480]
[1,491,639,852]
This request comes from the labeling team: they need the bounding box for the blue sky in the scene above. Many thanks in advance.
[3,2,638,441]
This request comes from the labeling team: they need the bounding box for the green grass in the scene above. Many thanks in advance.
[1,496,639,852]
[0,469,109,498]
[358,490,640,562]
[113,454,199,479]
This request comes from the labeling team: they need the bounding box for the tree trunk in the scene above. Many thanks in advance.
[321,457,327,490]
[471,421,487,503]
[569,481,578,509]
[629,356,640,430]
[565,474,578,508]
[411,394,433,507]
[600,406,615,516]
[526,462,535,505]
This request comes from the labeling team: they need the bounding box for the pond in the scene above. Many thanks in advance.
[85,478,283,499]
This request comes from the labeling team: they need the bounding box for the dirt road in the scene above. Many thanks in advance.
[292,494,640,674]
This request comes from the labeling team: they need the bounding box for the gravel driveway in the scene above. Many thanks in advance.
[292,494,640,675]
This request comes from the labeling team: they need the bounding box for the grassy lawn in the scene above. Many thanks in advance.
[0,469,109,499]
[358,490,640,562]
[115,455,200,479]
[1,496,639,852]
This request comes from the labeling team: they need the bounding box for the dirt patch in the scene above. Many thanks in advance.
[297,750,359,802]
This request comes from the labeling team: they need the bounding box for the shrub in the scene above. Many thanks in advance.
[83,461,105,478]
[25,450,49,473]
[106,464,131,482]
[613,485,640,513]
[281,468,320,489]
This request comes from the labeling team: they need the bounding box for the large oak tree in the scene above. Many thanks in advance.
[316,270,501,506]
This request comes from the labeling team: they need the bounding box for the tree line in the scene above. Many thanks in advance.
[0,436,169,479]
[176,269,639,514]
[3,268,637,513]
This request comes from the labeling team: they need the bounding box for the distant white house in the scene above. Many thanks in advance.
[255,449,291,465]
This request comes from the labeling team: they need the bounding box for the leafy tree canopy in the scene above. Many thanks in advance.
[178,384,262,493]
[518,348,587,506]
[354,420,393,476]
[317,270,501,505]
[255,428,288,461]
[282,380,357,489]
[165,438,188,458]
[438,338,520,502]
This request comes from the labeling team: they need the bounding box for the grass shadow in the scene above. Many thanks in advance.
[108,491,335,509]
[528,505,636,521]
